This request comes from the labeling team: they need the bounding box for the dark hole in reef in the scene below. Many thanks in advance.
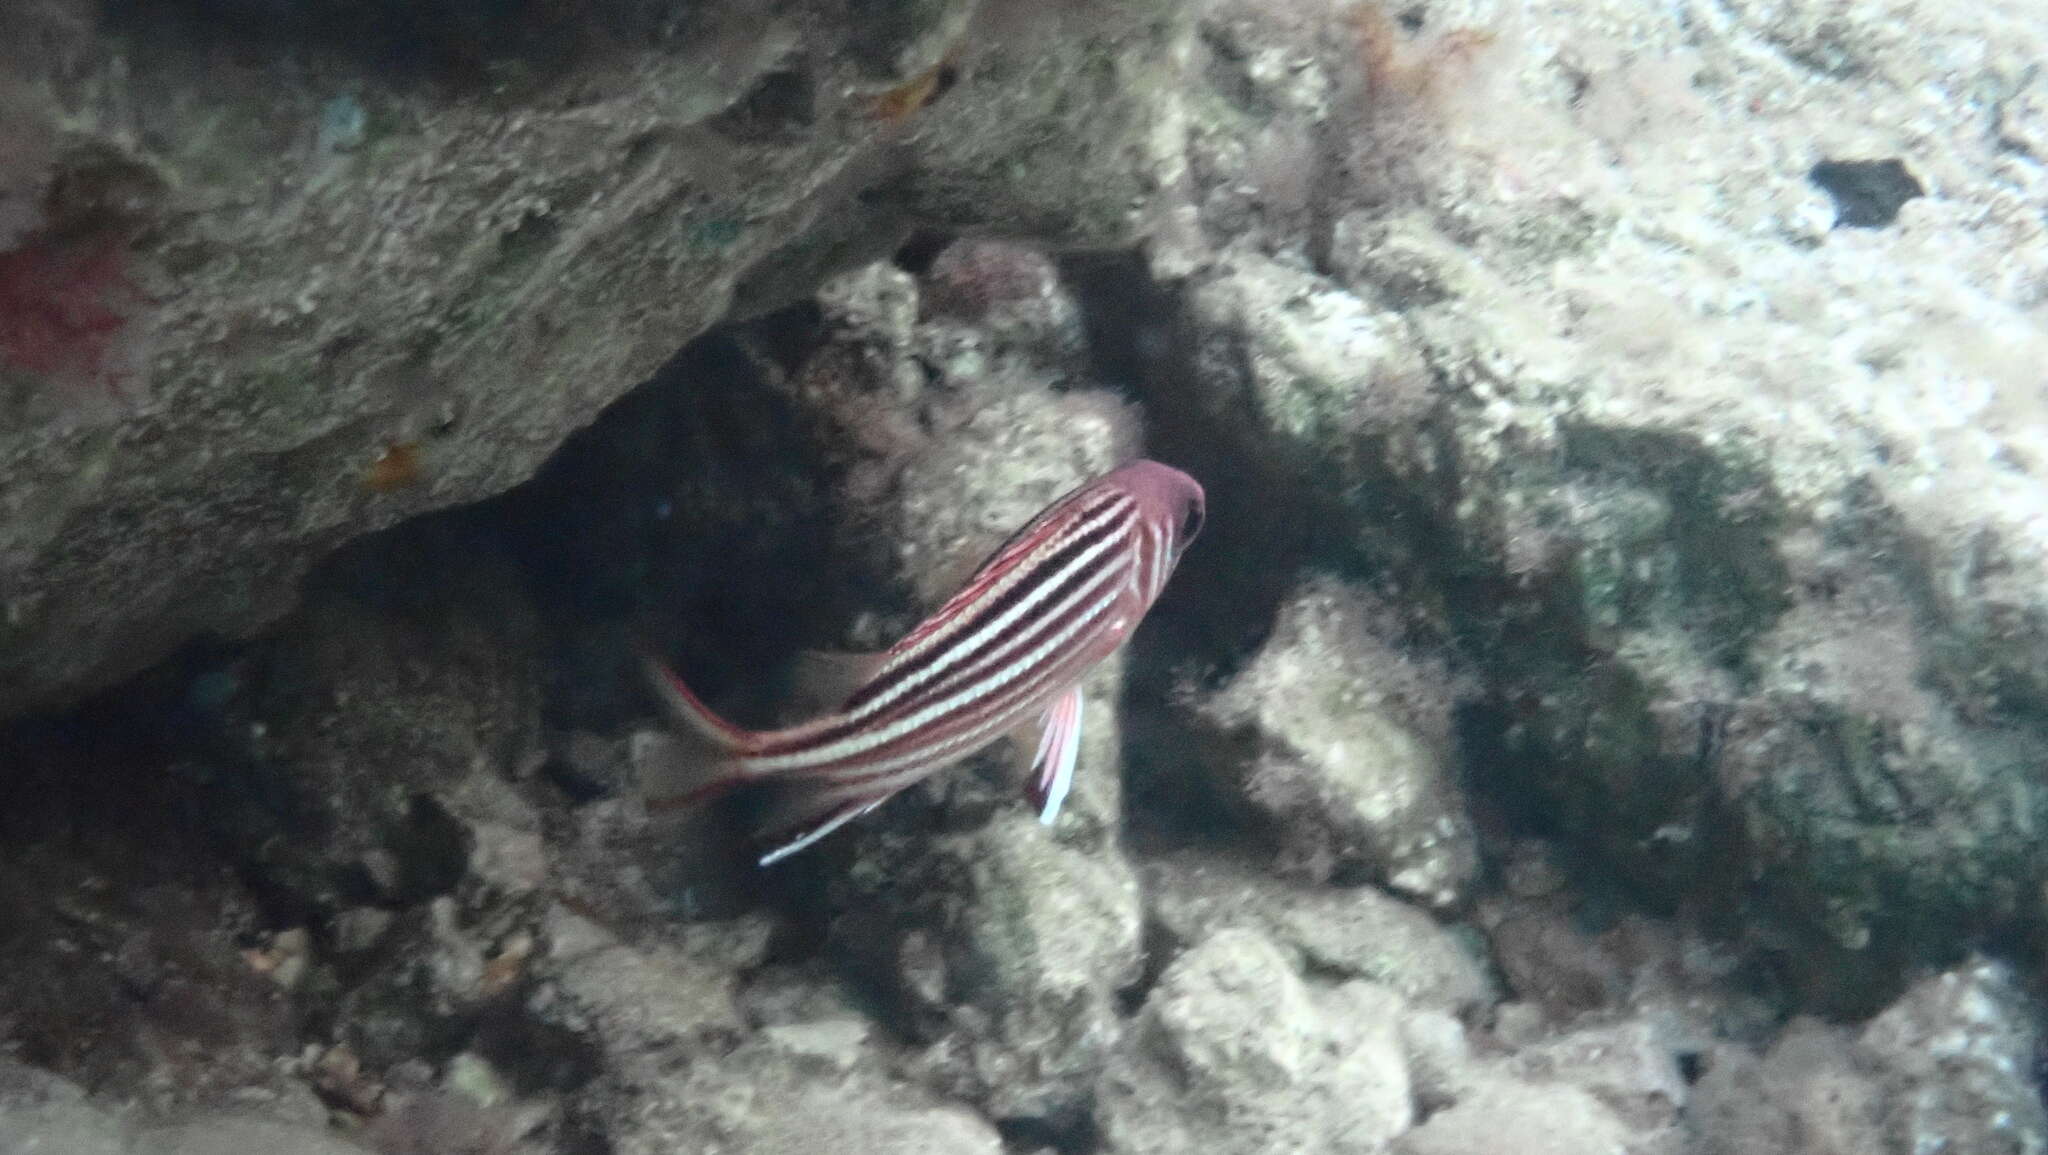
[386,793,472,903]
[0,681,304,1093]
[742,298,830,380]
[2034,1040,2048,1114]
[471,1012,605,1095]
[1399,5,1429,32]
[1061,247,1320,682]
[102,0,684,88]
[997,1112,1099,1155]
[709,65,817,141]
[1808,158,1924,229]
[1060,247,1391,858]
[1117,914,1180,1016]
[1676,1049,1705,1084]
[558,1127,616,1155]
[541,742,616,804]
[487,321,852,734]
[892,229,956,276]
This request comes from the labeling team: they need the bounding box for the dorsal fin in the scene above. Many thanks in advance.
[784,649,891,718]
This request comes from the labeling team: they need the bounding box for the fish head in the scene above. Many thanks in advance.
[1110,459,1204,546]
[1104,459,1205,597]
[1168,472,1205,555]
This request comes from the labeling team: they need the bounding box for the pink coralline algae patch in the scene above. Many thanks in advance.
[0,233,143,399]
[920,238,1062,323]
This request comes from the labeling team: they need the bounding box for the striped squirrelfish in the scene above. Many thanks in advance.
[638,459,1205,865]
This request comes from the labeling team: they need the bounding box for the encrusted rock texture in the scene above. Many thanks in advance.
[5,0,2048,1153]
[0,0,1189,718]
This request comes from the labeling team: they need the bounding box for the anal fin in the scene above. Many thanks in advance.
[753,783,894,866]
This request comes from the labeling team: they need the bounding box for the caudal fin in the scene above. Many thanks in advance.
[635,653,754,811]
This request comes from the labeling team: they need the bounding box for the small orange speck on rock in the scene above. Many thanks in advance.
[365,441,423,492]
[870,61,957,122]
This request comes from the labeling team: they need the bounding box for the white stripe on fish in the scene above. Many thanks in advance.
[637,459,1205,864]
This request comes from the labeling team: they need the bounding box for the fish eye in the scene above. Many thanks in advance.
[1178,504,1204,544]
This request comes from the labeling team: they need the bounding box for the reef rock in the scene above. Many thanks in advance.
[1150,0,2048,1002]
[1180,576,1477,905]
[846,814,1144,1126]
[1141,850,1492,1013]
[0,0,1195,720]
[534,904,1002,1155]
[132,1117,376,1155]
[168,527,544,914]
[0,1060,129,1155]
[1506,1020,1689,1140]
[1096,928,1414,1155]
[0,1060,376,1155]
[771,251,1149,1127]
[8,0,2048,1152]
[1691,958,2048,1155]
[1391,1077,1634,1155]
[1375,1011,1685,1155]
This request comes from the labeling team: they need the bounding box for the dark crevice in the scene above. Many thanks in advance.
[1059,251,1334,857]
[1061,249,1476,867]
[1116,913,1180,1017]
[1676,1049,1705,1084]
[102,0,689,89]
[710,64,818,142]
[0,692,301,1097]
[1063,252,1337,686]
[1808,158,1924,229]
[997,1111,1101,1155]
[386,794,472,902]
[470,1013,606,1096]
[490,321,852,733]
[892,229,957,275]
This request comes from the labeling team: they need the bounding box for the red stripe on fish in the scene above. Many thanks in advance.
[638,459,1205,864]
[778,562,1132,793]
[767,496,1138,766]
[843,487,1138,715]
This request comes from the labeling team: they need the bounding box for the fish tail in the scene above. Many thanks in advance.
[635,653,756,811]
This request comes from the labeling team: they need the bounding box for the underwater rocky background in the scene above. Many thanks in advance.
[4,0,2048,1153]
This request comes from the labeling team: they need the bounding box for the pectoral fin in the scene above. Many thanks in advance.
[1025,687,1084,826]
